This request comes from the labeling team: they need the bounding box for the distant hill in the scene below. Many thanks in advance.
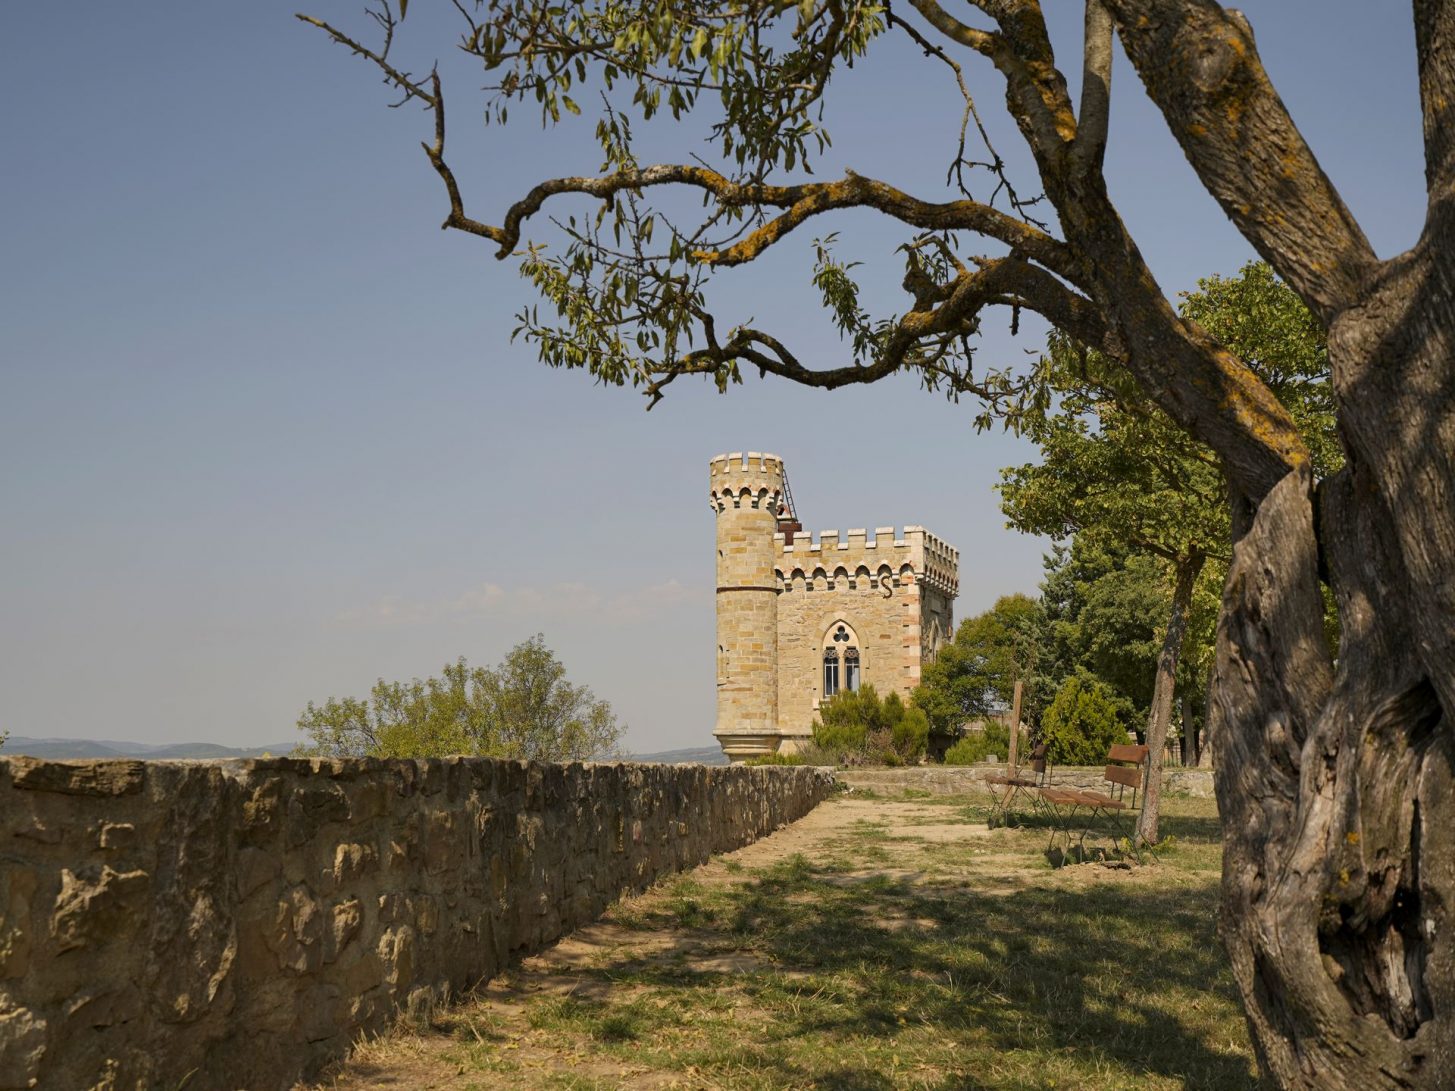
[626,745,729,765]
[1,737,730,765]
[1,737,295,760]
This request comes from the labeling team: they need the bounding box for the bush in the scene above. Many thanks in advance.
[743,751,803,766]
[942,736,982,765]
[792,741,845,767]
[1040,674,1131,765]
[942,720,1030,765]
[812,684,927,765]
[811,684,880,757]
[891,705,930,761]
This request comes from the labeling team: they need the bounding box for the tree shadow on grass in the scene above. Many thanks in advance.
[647,854,1259,1090]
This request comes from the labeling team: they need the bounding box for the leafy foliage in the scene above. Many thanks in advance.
[742,751,804,766]
[1039,674,1132,766]
[1178,263,1340,479]
[942,720,1028,766]
[1001,264,1335,756]
[811,684,928,765]
[296,634,623,760]
[914,594,1050,733]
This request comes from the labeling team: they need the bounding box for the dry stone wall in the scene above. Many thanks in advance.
[0,756,833,1091]
[837,764,1216,798]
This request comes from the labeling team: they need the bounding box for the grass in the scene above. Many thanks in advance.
[316,793,1256,1091]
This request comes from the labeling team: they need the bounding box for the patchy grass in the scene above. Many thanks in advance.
[311,794,1256,1091]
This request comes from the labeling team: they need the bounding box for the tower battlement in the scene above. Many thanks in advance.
[773,526,959,597]
[709,451,785,514]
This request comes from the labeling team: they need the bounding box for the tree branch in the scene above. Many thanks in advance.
[643,255,1106,405]
[692,170,1080,282]
[1100,0,1376,322]
[908,0,1076,157]
[1073,0,1113,172]
[1415,0,1455,195]
[296,11,435,107]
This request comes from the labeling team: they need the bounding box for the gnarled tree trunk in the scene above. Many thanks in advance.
[1209,230,1455,1086]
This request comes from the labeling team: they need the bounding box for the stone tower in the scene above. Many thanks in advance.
[709,452,785,761]
[709,450,960,763]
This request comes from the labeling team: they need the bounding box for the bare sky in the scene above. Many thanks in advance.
[0,3,1427,753]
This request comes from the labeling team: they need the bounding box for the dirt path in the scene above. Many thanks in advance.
[308,795,987,1090]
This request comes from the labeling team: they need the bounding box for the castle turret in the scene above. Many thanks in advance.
[709,452,784,761]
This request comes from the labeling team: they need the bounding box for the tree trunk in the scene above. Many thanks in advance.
[1209,232,1455,1087]
[1196,722,1212,768]
[1135,551,1204,844]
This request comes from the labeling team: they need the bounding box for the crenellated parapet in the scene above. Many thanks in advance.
[773,525,959,597]
[709,451,784,515]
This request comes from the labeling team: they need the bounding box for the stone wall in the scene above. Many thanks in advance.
[837,764,1216,799]
[0,756,833,1090]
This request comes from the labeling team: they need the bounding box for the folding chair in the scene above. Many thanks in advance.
[985,743,1050,825]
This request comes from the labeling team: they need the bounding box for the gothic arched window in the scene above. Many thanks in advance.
[823,622,860,698]
[823,648,840,697]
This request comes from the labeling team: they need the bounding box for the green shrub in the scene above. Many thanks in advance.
[812,684,927,765]
[1040,674,1131,765]
[941,720,1031,765]
[811,684,881,757]
[743,751,803,766]
[891,705,930,761]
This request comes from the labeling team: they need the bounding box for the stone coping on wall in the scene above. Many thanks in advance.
[0,756,834,1091]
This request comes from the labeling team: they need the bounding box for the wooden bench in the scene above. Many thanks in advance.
[1037,743,1151,860]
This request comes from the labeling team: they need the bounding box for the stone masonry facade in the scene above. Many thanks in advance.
[0,755,833,1090]
[711,452,959,761]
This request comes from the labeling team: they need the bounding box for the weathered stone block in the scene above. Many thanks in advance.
[0,1001,46,1090]
[9,758,144,797]
[267,885,324,974]
[326,899,363,963]
[50,867,149,953]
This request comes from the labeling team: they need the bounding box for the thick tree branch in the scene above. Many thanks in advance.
[1416,0,1455,194]
[1101,0,1377,322]
[909,0,1076,156]
[1073,0,1113,172]
[418,97,1082,285]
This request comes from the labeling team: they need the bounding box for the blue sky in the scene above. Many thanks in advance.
[0,2,1427,753]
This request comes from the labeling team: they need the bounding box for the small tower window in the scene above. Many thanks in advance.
[823,648,840,697]
[844,646,860,692]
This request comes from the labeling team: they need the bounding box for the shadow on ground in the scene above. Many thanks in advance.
[576,829,1257,1090]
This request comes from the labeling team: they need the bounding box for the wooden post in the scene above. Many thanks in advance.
[1001,679,1024,809]
[1008,679,1023,770]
